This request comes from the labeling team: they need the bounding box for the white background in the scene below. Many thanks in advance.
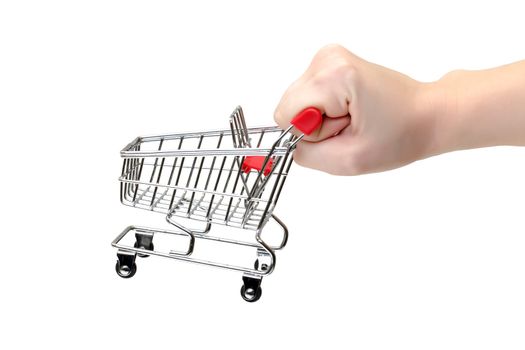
[1,1,525,349]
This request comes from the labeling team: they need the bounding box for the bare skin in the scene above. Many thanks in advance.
[274,44,525,175]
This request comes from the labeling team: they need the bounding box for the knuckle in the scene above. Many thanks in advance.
[307,44,361,90]
[309,56,357,88]
[316,43,347,58]
[313,44,351,66]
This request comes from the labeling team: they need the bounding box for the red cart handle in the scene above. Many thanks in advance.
[291,107,323,135]
[242,107,323,176]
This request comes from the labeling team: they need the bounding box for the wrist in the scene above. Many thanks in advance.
[415,72,463,159]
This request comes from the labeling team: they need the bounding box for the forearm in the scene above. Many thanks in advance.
[425,60,525,156]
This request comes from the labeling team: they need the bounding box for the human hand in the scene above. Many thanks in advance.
[274,44,438,175]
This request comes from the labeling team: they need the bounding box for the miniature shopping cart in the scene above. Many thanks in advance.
[111,106,322,302]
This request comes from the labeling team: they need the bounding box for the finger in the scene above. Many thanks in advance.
[293,134,357,175]
[308,115,351,142]
[274,82,351,141]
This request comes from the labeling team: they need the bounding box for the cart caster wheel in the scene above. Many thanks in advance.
[134,241,154,258]
[115,260,137,278]
[254,259,269,272]
[240,285,262,303]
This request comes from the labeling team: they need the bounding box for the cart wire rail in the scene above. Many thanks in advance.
[111,106,322,302]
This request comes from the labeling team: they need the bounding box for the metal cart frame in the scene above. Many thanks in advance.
[111,106,321,302]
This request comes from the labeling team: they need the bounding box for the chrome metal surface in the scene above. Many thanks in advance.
[113,106,303,301]
[119,106,298,231]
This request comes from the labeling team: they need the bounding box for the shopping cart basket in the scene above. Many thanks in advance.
[111,106,322,302]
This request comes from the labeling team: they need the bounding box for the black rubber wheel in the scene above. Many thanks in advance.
[240,285,262,302]
[134,241,154,258]
[115,260,137,278]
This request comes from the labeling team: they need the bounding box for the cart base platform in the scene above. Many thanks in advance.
[111,216,288,302]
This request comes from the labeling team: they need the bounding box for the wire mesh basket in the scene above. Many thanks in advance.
[112,105,322,302]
